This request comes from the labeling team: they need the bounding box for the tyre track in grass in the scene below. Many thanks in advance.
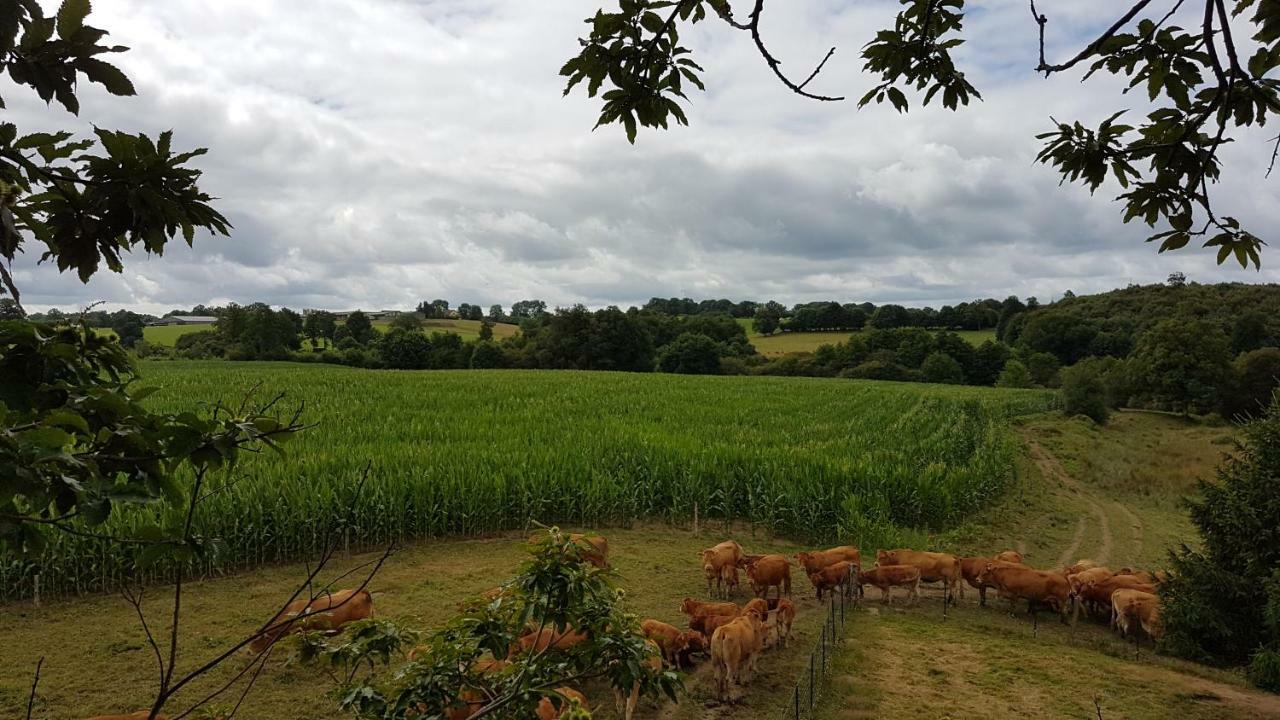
[1023,437,1115,568]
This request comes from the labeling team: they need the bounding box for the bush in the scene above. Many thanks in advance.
[1060,358,1111,424]
[1161,393,1280,689]
[470,340,506,369]
[843,360,914,382]
[995,360,1032,388]
[174,330,229,359]
[377,329,432,369]
[921,352,965,384]
[655,333,721,374]
[1220,348,1280,422]
[1024,351,1061,387]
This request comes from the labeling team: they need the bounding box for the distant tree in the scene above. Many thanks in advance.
[655,332,721,374]
[1220,348,1280,421]
[1168,271,1188,287]
[110,312,145,348]
[1232,310,1273,355]
[1060,359,1111,423]
[0,298,22,319]
[1018,313,1098,365]
[868,304,911,329]
[1131,316,1232,414]
[969,340,1012,386]
[376,328,432,369]
[921,352,964,384]
[1161,396,1280,691]
[345,310,376,345]
[1024,351,1062,387]
[478,319,494,341]
[388,312,423,332]
[752,305,780,335]
[488,304,505,321]
[843,359,914,382]
[470,339,506,369]
[511,299,548,319]
[996,360,1033,389]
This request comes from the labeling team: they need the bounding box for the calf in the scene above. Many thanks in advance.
[680,597,739,619]
[796,546,861,576]
[876,549,961,598]
[858,565,921,605]
[701,540,745,598]
[1111,589,1162,641]
[641,619,704,666]
[673,630,707,668]
[537,688,589,720]
[250,588,374,654]
[772,598,796,648]
[977,563,1072,623]
[710,614,766,702]
[807,560,856,601]
[743,554,792,600]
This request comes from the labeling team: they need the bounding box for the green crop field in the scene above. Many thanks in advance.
[1,363,1055,601]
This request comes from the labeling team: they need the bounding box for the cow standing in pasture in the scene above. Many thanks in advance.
[807,560,856,601]
[249,588,374,654]
[710,613,766,702]
[741,554,792,600]
[976,563,1073,623]
[876,549,961,599]
[700,540,745,598]
[857,565,921,605]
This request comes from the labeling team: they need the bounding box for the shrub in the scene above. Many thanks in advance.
[843,360,913,382]
[921,352,965,384]
[1161,393,1280,689]
[1060,358,1111,424]
[996,360,1032,388]
[174,330,229,359]
[1220,348,1280,422]
[655,332,721,374]
[469,340,506,369]
[1024,351,1062,387]
[377,329,432,369]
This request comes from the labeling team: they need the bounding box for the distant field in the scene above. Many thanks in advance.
[736,318,998,357]
[1,363,1057,601]
[93,323,215,345]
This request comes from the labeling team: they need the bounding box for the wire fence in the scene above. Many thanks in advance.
[781,586,853,720]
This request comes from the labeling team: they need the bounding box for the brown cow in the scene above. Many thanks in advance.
[701,540,745,598]
[1115,568,1158,585]
[528,532,609,568]
[1111,589,1162,641]
[250,588,374,654]
[1077,575,1154,622]
[710,614,766,701]
[673,630,707,668]
[876,549,961,598]
[692,611,739,636]
[796,546,861,576]
[857,565,921,605]
[680,597,739,619]
[977,563,1073,622]
[537,687,589,720]
[959,557,1025,605]
[807,560,856,601]
[773,598,796,648]
[641,619,697,666]
[740,597,769,621]
[1062,559,1099,577]
[994,550,1024,564]
[744,554,792,600]
[517,626,588,654]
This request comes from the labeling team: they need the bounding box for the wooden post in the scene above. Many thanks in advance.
[693,502,699,535]
[33,573,40,609]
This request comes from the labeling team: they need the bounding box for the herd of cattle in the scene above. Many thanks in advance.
[86,533,1166,719]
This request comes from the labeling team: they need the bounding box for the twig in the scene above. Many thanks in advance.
[1035,0,1155,74]
[25,657,43,720]
[743,0,845,101]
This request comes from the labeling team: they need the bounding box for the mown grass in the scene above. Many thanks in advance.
[2,364,1056,601]
[94,324,214,346]
[738,321,998,358]
[1,526,835,720]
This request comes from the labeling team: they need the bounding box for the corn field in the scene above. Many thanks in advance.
[1,362,1058,601]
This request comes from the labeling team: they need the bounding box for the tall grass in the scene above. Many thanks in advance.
[1,363,1057,601]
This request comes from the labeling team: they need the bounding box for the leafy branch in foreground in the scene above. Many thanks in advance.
[297,528,679,720]
[565,0,1279,267]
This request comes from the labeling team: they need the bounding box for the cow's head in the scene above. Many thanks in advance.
[876,549,896,566]
[975,562,996,585]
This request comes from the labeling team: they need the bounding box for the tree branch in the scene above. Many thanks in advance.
[1035,0,1156,74]
[25,657,43,720]
[741,0,845,101]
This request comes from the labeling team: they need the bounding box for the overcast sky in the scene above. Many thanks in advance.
[10,0,1279,314]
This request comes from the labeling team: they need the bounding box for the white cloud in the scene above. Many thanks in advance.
[10,0,1279,315]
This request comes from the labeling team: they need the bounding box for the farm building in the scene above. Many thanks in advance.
[149,315,217,326]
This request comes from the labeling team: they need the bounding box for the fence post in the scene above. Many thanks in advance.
[809,649,815,711]
[33,573,40,609]
[693,502,699,535]
[794,685,800,720]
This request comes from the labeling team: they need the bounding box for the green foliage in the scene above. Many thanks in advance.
[921,351,964,384]
[1232,310,1275,354]
[386,312,422,332]
[1131,316,1232,413]
[345,311,376,346]
[0,321,301,557]
[110,311,145,348]
[654,331,720,374]
[1060,358,1111,423]
[752,306,780,335]
[309,529,680,719]
[860,0,980,112]
[1024,351,1062,387]
[1161,395,1280,689]
[995,359,1033,388]
[375,328,432,369]
[1220,347,1280,421]
[478,319,494,342]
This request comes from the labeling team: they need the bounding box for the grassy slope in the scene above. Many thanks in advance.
[3,527,832,720]
[93,319,519,347]
[94,324,214,345]
[817,411,1276,720]
[735,319,997,358]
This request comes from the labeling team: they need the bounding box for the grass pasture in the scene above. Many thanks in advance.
[94,323,215,346]
[1,364,1056,601]
[738,320,998,358]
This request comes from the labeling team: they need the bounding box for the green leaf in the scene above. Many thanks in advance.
[75,57,136,96]
[56,0,90,39]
